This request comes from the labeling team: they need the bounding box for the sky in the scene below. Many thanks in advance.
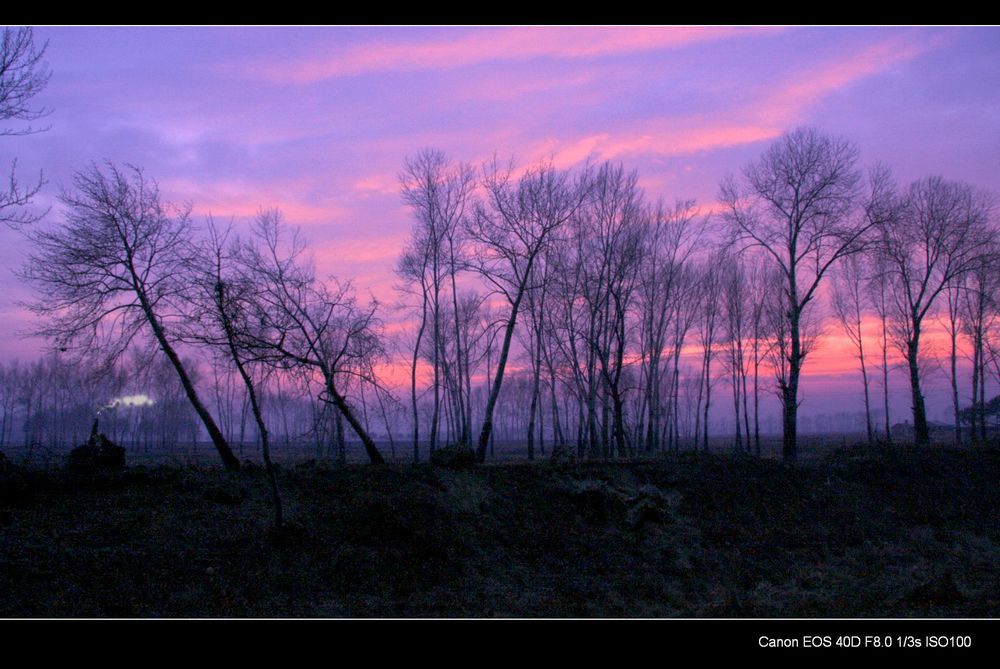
[2,25,999,425]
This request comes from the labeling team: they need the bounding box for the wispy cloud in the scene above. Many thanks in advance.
[515,33,942,170]
[162,177,346,226]
[530,125,782,166]
[245,26,781,84]
[352,173,400,198]
[757,32,943,124]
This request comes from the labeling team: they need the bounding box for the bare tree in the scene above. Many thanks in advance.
[548,235,594,457]
[635,200,700,453]
[720,127,879,463]
[466,158,588,462]
[21,163,240,469]
[238,210,386,465]
[744,251,775,457]
[188,220,284,529]
[1,26,51,228]
[520,248,553,460]
[958,252,1000,443]
[399,150,475,453]
[941,274,965,444]
[693,256,723,452]
[396,232,432,462]
[831,253,875,445]
[867,256,894,443]
[878,176,995,445]
[665,264,702,451]
[581,163,646,458]
[721,254,752,453]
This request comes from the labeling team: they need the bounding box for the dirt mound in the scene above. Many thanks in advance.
[563,477,682,529]
[430,445,477,469]
[67,430,126,471]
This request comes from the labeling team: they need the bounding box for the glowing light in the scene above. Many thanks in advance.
[97,394,155,415]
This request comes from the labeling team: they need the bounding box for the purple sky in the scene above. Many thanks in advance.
[2,25,999,423]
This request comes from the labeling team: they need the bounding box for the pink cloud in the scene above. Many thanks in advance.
[162,177,347,226]
[507,33,941,175]
[527,124,781,168]
[352,173,400,197]
[757,33,940,125]
[450,69,602,104]
[313,235,407,266]
[249,26,782,84]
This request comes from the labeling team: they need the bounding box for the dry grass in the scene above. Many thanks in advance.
[1,445,998,617]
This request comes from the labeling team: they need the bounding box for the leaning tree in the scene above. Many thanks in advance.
[466,158,589,462]
[237,209,387,465]
[21,162,240,469]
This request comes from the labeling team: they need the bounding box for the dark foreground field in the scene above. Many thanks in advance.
[1,446,999,617]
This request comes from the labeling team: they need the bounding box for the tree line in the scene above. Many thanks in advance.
[6,131,999,475]
[394,132,998,466]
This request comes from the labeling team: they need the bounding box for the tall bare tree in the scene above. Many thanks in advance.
[635,200,700,453]
[188,221,284,528]
[399,149,476,453]
[867,256,894,443]
[521,248,553,460]
[831,253,875,445]
[744,251,775,457]
[581,163,646,458]
[958,252,1000,443]
[21,163,240,469]
[721,254,752,453]
[467,158,588,462]
[879,176,994,445]
[693,256,724,453]
[720,127,878,463]
[941,274,965,444]
[396,232,432,462]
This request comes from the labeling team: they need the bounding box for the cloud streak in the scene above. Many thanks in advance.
[757,32,942,125]
[515,32,940,170]
[246,26,782,84]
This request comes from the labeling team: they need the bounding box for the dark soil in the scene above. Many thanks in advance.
[1,445,998,617]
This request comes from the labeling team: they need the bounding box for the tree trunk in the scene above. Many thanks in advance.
[907,335,930,446]
[950,327,961,445]
[430,280,441,455]
[335,409,346,464]
[881,310,892,445]
[702,351,713,454]
[783,308,802,464]
[151,316,239,470]
[448,241,469,449]
[545,351,564,452]
[325,374,385,465]
[782,382,798,463]
[476,294,523,462]
[526,371,539,462]
[978,337,986,442]
[237,363,282,530]
[857,323,874,447]
[731,365,742,453]
[753,340,761,457]
[216,285,281,527]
